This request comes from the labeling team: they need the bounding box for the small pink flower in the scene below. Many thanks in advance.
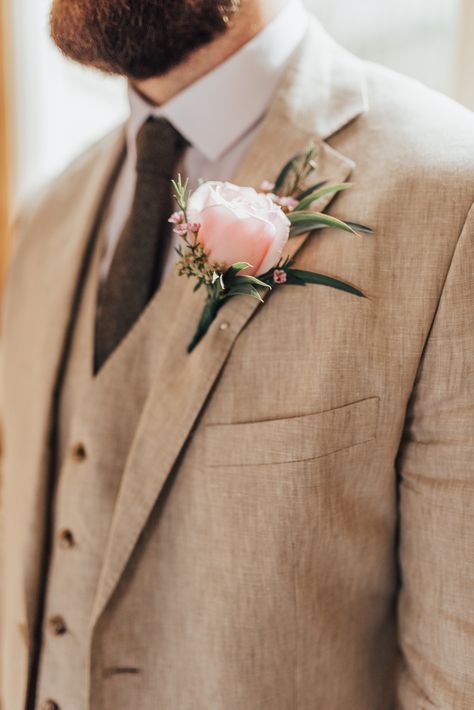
[273,269,287,284]
[260,180,275,193]
[169,210,185,225]
[187,222,201,234]
[173,224,189,237]
[278,196,299,213]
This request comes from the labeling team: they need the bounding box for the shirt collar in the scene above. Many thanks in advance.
[127,0,308,162]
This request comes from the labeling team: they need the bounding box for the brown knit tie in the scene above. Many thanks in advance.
[94,117,185,373]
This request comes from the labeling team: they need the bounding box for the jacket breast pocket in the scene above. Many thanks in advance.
[204,396,380,468]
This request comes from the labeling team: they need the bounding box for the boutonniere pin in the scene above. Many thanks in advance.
[169,145,372,352]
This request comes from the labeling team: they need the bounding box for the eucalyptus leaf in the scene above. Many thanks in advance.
[294,183,352,212]
[288,269,365,297]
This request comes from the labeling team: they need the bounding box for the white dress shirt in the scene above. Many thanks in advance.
[99,0,308,282]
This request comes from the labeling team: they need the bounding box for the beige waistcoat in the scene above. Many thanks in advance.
[33,207,183,706]
[1,16,474,710]
[34,225,101,708]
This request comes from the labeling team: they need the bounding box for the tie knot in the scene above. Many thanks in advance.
[135,117,185,178]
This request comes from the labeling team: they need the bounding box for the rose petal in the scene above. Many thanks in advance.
[197,204,276,276]
[188,180,291,277]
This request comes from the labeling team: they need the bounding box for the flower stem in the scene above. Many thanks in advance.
[187,296,223,353]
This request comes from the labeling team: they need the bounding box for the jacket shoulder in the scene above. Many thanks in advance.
[12,124,125,248]
[359,59,474,183]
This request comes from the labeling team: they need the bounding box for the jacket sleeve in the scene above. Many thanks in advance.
[396,201,474,707]
[0,206,26,709]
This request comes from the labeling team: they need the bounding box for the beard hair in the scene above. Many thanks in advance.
[50,0,240,80]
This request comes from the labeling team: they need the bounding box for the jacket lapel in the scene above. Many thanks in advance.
[91,17,368,628]
[17,127,126,640]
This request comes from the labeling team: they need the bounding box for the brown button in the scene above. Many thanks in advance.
[71,442,87,462]
[58,529,75,549]
[48,615,67,636]
[41,701,60,710]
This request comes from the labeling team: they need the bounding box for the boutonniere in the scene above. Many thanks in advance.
[169,145,372,353]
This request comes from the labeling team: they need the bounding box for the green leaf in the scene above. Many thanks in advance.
[297,181,327,200]
[288,269,365,297]
[293,183,352,212]
[282,272,307,286]
[274,152,301,192]
[193,280,203,292]
[229,261,252,272]
[171,174,191,214]
[344,221,374,234]
[289,211,358,237]
[224,262,253,287]
[226,284,265,302]
[289,223,326,237]
[187,296,222,353]
[236,274,272,290]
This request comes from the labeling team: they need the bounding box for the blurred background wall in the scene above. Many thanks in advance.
[0,0,473,278]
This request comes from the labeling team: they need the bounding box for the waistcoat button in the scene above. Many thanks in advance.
[58,529,75,549]
[41,700,60,710]
[71,442,87,462]
[48,615,67,636]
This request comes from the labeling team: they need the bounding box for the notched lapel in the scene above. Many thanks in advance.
[91,34,365,625]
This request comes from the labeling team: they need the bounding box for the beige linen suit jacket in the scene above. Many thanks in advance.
[1,18,474,710]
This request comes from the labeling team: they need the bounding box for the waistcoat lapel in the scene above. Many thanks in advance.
[91,18,369,628]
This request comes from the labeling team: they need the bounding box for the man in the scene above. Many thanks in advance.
[1,0,473,707]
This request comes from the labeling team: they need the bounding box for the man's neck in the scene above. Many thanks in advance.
[133,0,288,106]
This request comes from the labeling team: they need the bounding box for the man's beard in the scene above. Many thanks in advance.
[50,0,240,80]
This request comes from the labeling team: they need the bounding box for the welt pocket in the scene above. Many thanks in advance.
[204,396,380,467]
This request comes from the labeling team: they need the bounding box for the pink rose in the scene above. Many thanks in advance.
[187,181,291,276]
